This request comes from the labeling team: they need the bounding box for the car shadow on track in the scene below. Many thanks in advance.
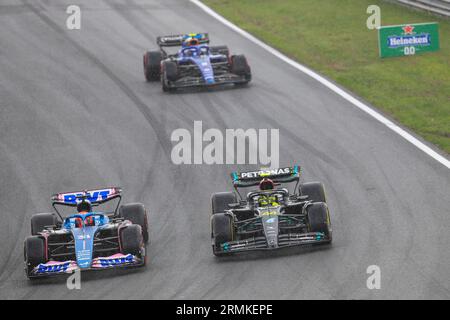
[213,244,333,263]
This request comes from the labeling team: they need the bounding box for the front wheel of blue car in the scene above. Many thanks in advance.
[119,203,149,244]
[161,61,178,92]
[231,55,251,85]
[24,236,46,278]
[120,224,143,256]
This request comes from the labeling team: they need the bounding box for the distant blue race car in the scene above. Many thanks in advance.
[24,187,149,279]
[143,33,251,92]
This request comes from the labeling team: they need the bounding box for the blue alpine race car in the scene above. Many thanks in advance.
[143,33,251,91]
[23,187,149,279]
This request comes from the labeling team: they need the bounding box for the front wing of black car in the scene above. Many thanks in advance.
[215,232,330,254]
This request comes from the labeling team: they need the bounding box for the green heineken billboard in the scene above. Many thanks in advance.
[378,22,440,58]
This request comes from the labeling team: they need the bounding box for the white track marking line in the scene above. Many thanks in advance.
[190,0,450,170]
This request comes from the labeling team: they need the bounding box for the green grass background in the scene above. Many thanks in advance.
[204,0,450,153]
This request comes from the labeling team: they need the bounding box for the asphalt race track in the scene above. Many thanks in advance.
[1,0,449,299]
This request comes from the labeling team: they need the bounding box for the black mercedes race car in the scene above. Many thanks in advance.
[24,187,149,279]
[143,33,251,91]
[210,166,332,256]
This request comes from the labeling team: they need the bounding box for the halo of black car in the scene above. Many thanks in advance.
[24,187,149,279]
[143,33,251,91]
[210,166,332,256]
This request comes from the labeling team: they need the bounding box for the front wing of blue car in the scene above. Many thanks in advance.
[28,253,145,278]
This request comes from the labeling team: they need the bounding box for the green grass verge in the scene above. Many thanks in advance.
[203,0,450,153]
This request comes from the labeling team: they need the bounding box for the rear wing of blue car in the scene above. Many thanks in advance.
[51,187,122,220]
[156,33,209,47]
[52,187,122,206]
[231,166,300,188]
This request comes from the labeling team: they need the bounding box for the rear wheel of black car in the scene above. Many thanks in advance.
[299,182,327,203]
[307,202,332,243]
[31,213,57,235]
[120,224,143,255]
[143,51,162,81]
[211,213,234,256]
[210,45,230,57]
[211,192,237,215]
[24,236,46,278]
[119,203,149,244]
[231,54,251,85]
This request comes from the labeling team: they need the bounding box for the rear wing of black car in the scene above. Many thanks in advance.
[156,33,209,47]
[231,166,300,188]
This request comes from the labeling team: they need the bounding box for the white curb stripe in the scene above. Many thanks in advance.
[190,0,450,170]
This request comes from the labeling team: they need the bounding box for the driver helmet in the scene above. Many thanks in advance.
[182,36,200,47]
[259,178,275,191]
[77,199,92,213]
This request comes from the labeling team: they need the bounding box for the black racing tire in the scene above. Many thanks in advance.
[143,51,162,82]
[120,224,143,255]
[24,236,46,277]
[231,54,251,83]
[211,192,237,215]
[307,202,332,243]
[211,213,233,256]
[31,213,57,235]
[299,182,327,203]
[119,203,149,244]
[162,76,171,92]
[163,60,178,82]
[210,45,229,57]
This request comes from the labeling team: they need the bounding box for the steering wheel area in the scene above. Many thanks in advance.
[247,189,289,208]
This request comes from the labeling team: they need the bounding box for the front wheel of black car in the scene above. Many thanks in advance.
[231,54,251,85]
[24,236,46,278]
[211,213,234,256]
[299,182,327,203]
[119,203,149,244]
[143,51,162,81]
[307,202,332,243]
[211,192,237,215]
[120,224,143,255]
[31,213,57,235]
